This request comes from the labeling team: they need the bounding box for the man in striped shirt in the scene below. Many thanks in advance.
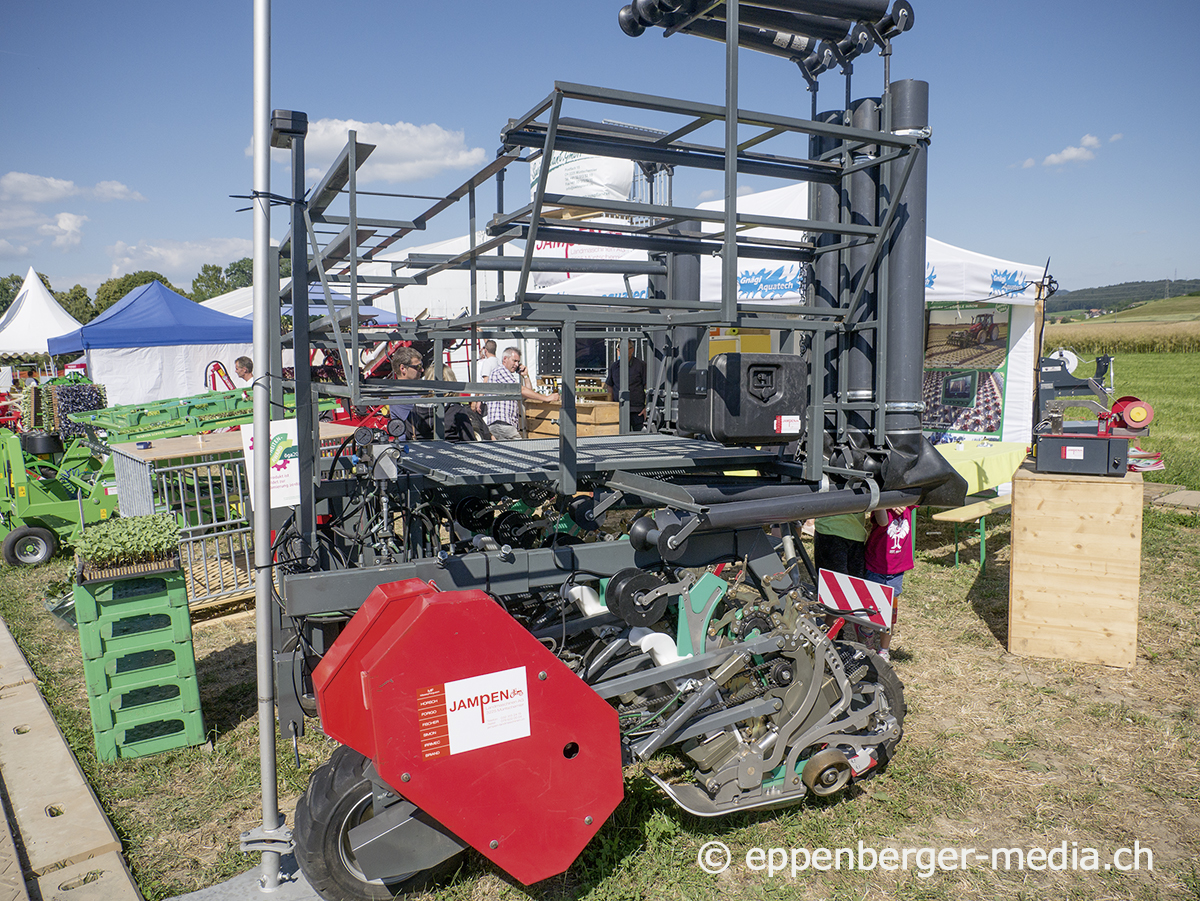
[484,347,559,440]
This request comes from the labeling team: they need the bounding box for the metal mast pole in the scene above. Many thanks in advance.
[251,0,286,890]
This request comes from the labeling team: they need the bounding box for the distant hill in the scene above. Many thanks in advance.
[1047,280,1200,314]
[1082,293,1200,324]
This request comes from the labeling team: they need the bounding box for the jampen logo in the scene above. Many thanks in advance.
[435,665,531,755]
[925,263,937,289]
[448,686,527,724]
[991,269,1028,296]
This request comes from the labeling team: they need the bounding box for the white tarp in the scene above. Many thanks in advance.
[529,152,635,203]
[925,237,1045,306]
[0,267,83,356]
[372,233,504,321]
[201,281,400,323]
[87,343,253,407]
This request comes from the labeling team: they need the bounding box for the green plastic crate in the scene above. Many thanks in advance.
[92,705,207,762]
[78,605,194,661]
[73,571,187,623]
[80,642,199,696]
[87,677,202,733]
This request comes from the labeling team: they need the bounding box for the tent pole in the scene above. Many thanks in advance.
[250,0,288,892]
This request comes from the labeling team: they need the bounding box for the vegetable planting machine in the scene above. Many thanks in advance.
[249,2,974,897]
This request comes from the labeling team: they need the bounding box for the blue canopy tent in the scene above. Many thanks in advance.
[48,281,255,405]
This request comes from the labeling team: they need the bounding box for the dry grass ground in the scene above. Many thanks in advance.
[2,504,1199,900]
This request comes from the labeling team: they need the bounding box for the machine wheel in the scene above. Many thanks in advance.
[294,746,461,901]
[843,642,907,765]
[3,527,57,566]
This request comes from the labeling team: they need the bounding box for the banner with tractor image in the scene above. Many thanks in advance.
[922,302,1035,445]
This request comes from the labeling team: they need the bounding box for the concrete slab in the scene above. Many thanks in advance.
[0,622,37,691]
[166,855,320,901]
[36,851,141,901]
[1142,481,1184,502]
[0,789,30,901]
[0,683,120,875]
[1152,489,1200,510]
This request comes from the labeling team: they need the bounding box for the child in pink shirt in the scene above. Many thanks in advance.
[864,505,915,661]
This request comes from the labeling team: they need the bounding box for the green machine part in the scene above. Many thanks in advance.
[676,573,729,657]
[0,429,119,546]
[68,388,334,444]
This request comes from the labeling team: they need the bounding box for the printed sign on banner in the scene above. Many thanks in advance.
[240,418,301,510]
[817,568,894,630]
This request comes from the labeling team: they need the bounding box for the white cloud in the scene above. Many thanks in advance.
[107,237,253,282]
[300,118,487,184]
[0,172,144,204]
[1043,136,1098,167]
[0,238,30,258]
[0,206,47,231]
[92,180,145,202]
[1,172,80,203]
[1110,133,1123,143]
[39,212,88,248]
[1022,158,1036,168]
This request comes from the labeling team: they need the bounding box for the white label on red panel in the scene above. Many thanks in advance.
[1060,446,1085,460]
[440,665,530,756]
[774,415,803,434]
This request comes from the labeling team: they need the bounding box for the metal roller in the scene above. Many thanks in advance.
[679,18,821,61]
[709,4,855,43]
[875,0,915,38]
[744,0,890,20]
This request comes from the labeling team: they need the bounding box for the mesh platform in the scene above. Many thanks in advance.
[397,434,777,485]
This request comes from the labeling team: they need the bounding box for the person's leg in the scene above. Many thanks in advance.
[865,571,902,658]
[814,532,849,574]
[488,421,520,440]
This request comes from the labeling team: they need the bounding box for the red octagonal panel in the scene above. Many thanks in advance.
[315,581,624,885]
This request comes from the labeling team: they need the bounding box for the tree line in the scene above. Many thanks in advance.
[0,256,291,325]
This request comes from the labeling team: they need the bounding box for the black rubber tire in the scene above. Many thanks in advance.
[840,641,906,766]
[3,526,57,566]
[293,746,462,901]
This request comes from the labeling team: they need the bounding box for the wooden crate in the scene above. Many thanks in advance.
[1008,463,1142,667]
[524,399,620,438]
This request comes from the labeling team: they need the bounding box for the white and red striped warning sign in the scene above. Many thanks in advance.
[818,569,894,629]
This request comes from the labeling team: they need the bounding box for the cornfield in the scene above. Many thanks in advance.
[1044,320,1200,354]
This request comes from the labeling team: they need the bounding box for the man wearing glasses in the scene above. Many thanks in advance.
[388,347,427,439]
[484,347,559,440]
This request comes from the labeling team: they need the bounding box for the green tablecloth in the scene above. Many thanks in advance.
[935,441,1029,495]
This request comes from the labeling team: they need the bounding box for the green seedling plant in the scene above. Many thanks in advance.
[73,514,181,569]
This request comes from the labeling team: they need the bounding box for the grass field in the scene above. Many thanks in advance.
[3,500,1200,901]
[1090,293,1200,323]
[1,347,1197,898]
[1046,294,1200,353]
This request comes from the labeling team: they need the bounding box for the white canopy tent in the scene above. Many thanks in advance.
[0,267,83,356]
[532,184,1045,445]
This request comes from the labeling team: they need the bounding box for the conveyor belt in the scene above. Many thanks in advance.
[397,434,777,485]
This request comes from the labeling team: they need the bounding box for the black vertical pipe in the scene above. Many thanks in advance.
[810,110,842,422]
[846,97,880,435]
[290,133,315,553]
[669,223,704,425]
[559,319,577,495]
[884,79,928,443]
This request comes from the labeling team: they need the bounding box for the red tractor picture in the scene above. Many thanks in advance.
[948,313,999,347]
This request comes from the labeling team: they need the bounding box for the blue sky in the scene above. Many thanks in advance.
[2,0,1197,295]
